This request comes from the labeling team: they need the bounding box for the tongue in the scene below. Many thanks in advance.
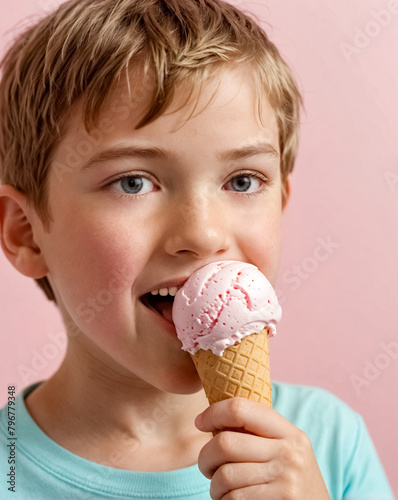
[155,300,174,323]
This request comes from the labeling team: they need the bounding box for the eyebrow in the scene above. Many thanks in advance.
[80,141,279,170]
[80,145,169,170]
[217,142,280,162]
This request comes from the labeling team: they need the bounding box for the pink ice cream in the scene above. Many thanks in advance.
[172,260,281,356]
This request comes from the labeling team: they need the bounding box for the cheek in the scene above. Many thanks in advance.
[42,210,149,320]
[238,209,282,285]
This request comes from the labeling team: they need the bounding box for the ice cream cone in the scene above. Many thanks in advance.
[191,327,272,407]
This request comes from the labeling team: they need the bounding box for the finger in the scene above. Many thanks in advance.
[210,461,283,500]
[220,482,281,500]
[198,430,280,479]
[195,397,294,438]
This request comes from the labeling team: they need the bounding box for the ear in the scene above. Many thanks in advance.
[282,176,291,211]
[0,185,48,278]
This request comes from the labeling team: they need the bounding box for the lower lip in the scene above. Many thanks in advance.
[139,299,178,337]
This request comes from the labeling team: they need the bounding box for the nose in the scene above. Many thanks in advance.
[163,194,232,259]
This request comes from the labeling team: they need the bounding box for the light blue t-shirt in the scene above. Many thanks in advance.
[0,381,394,500]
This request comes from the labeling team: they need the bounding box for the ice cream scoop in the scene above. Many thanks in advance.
[172,260,281,356]
[172,260,282,406]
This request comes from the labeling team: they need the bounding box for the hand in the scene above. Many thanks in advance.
[195,398,330,500]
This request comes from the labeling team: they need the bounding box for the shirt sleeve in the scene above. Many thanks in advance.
[343,413,395,500]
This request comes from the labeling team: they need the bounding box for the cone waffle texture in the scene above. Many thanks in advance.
[191,328,272,407]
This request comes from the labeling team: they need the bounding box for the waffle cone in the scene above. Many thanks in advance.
[191,328,272,407]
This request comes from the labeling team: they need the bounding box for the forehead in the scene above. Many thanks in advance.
[55,65,279,162]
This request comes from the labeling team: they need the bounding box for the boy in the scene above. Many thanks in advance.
[0,0,394,498]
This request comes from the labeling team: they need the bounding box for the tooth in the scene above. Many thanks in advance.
[159,288,169,296]
[168,286,179,296]
[150,290,159,295]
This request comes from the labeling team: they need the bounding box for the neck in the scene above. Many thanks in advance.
[24,340,211,471]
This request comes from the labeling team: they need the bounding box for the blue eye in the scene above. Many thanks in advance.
[225,174,262,194]
[110,175,155,195]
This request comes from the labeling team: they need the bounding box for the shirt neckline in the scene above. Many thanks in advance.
[1,382,211,498]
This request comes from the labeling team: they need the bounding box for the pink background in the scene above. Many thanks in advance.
[1,0,397,494]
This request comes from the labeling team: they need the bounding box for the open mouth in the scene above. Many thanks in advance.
[140,286,181,323]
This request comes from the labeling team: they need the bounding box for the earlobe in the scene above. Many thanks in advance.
[282,176,291,211]
[0,185,48,278]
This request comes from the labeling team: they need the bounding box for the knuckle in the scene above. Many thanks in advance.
[279,431,310,470]
[279,441,303,469]
[217,463,236,485]
[213,463,236,490]
[279,442,296,466]
[225,490,245,500]
[278,467,300,499]
[269,459,284,479]
[282,466,298,483]
[216,430,235,456]
[295,429,311,451]
[227,397,247,425]
[197,445,212,478]
[280,483,298,500]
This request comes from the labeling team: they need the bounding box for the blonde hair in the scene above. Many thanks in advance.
[0,0,302,302]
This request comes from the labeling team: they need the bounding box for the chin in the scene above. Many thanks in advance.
[160,367,204,396]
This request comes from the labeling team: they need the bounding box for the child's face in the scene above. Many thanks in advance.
[32,66,287,393]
